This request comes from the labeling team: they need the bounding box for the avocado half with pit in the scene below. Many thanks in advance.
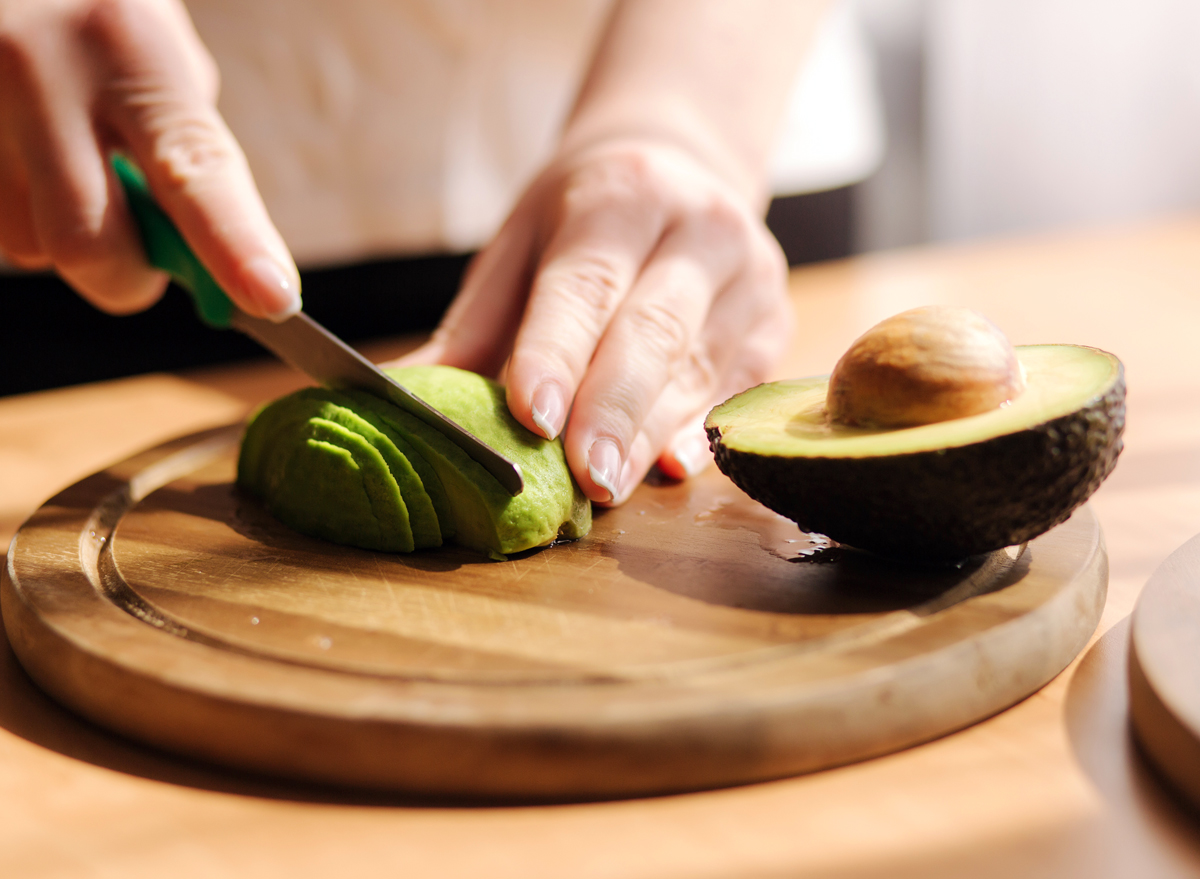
[237,365,591,558]
[706,331,1125,561]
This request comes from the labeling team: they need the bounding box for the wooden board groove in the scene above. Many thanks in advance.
[1,425,1108,798]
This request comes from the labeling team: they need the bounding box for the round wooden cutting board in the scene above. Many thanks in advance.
[1129,533,1200,812]
[2,424,1107,799]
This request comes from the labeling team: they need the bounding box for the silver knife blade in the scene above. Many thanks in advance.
[230,309,524,495]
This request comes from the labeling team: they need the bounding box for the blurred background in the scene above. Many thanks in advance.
[852,0,1200,250]
[3,0,1199,395]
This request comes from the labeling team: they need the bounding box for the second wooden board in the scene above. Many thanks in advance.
[2,425,1107,798]
[1129,532,1200,813]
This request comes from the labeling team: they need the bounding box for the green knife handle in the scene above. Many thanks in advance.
[111,154,233,329]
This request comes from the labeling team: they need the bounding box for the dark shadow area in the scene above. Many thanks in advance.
[766,187,855,266]
[130,480,484,575]
[602,479,1027,617]
[0,252,469,397]
[617,537,1023,617]
[1,187,853,398]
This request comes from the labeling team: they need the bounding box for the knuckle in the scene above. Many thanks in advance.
[562,148,663,216]
[675,196,755,277]
[150,111,238,186]
[77,0,141,59]
[592,386,643,440]
[698,195,746,240]
[629,299,691,363]
[542,252,626,316]
[592,146,655,190]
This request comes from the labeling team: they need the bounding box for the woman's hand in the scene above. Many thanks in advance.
[400,0,822,503]
[400,137,792,504]
[0,0,298,318]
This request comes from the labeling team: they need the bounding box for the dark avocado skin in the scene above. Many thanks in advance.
[707,367,1125,561]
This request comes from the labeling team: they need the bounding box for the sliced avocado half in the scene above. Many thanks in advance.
[705,345,1125,560]
[237,365,591,558]
[239,394,439,552]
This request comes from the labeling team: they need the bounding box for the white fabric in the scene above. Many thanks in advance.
[768,0,884,197]
[927,0,1200,241]
[186,0,882,266]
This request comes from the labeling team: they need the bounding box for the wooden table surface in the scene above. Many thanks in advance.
[3,219,1200,878]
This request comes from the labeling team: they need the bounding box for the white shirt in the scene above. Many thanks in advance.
[186,0,882,267]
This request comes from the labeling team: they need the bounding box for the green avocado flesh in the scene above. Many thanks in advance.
[237,365,591,557]
[705,345,1125,560]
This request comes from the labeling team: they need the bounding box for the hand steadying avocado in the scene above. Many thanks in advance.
[238,365,591,558]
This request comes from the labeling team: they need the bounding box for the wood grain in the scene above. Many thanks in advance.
[3,422,1105,797]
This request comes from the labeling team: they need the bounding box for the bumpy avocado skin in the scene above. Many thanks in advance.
[707,368,1125,561]
[237,366,590,557]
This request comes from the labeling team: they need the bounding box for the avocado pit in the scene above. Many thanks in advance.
[827,306,1026,428]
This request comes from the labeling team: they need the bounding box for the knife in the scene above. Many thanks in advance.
[112,154,524,495]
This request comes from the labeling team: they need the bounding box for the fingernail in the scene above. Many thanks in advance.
[672,433,712,478]
[530,382,566,440]
[243,255,301,321]
[587,439,622,503]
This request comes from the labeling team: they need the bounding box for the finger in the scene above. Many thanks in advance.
[3,20,167,311]
[85,0,300,320]
[560,205,749,501]
[598,318,776,504]
[657,250,792,481]
[504,158,672,442]
[655,414,714,481]
[653,317,788,483]
[0,137,48,268]
[396,204,538,375]
[577,226,789,501]
[596,362,723,506]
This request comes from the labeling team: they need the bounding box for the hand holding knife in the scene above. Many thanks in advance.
[112,154,524,496]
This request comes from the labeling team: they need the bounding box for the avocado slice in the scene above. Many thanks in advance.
[313,390,454,545]
[337,387,513,554]
[705,345,1125,560]
[261,417,414,552]
[237,365,591,557]
[240,393,449,551]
